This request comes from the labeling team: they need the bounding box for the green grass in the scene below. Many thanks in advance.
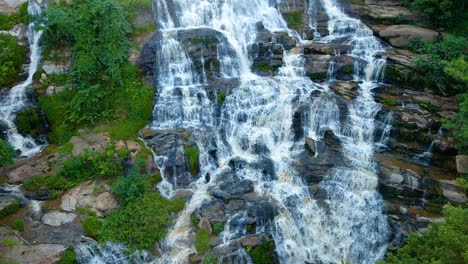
[195,228,211,254]
[0,139,16,167]
[184,145,199,175]
[211,221,224,235]
[82,216,101,238]
[0,199,20,219]
[380,98,398,107]
[10,219,24,232]
[0,2,28,30]
[76,206,97,217]
[57,247,76,264]
[286,11,303,28]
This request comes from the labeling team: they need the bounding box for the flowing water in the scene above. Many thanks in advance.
[77,0,390,263]
[0,0,46,157]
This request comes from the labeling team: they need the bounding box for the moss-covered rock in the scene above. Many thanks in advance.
[246,241,279,264]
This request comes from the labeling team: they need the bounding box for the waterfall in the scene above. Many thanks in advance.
[0,0,46,158]
[76,0,390,263]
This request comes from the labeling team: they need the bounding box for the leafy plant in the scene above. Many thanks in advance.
[217,92,226,104]
[82,216,101,238]
[286,11,303,28]
[0,33,27,87]
[0,139,16,167]
[112,164,151,204]
[10,219,24,232]
[15,108,41,137]
[377,205,467,264]
[57,247,76,264]
[0,199,20,219]
[247,241,277,264]
[184,145,199,175]
[211,222,224,235]
[202,254,217,264]
[0,2,28,31]
[195,228,211,254]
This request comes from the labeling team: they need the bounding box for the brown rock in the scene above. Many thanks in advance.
[329,81,358,100]
[456,155,468,174]
[379,25,439,48]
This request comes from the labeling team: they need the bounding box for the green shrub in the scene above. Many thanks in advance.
[444,93,468,153]
[10,219,24,232]
[82,216,101,238]
[57,247,76,264]
[418,101,440,113]
[100,192,184,251]
[403,0,466,30]
[0,139,16,167]
[308,72,327,81]
[377,205,467,264]
[202,254,217,264]
[380,98,398,107]
[217,92,226,104]
[211,222,224,235]
[247,241,277,264]
[195,228,211,254]
[112,164,151,204]
[191,213,200,226]
[0,2,28,31]
[0,199,20,219]
[0,33,27,87]
[24,173,69,192]
[15,108,41,136]
[76,206,96,217]
[184,145,199,175]
[286,11,303,28]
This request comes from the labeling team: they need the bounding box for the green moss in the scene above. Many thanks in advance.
[217,92,226,104]
[286,11,303,28]
[252,63,277,72]
[0,139,16,167]
[342,66,354,74]
[418,101,441,113]
[15,108,41,137]
[56,142,74,154]
[191,213,200,226]
[380,98,398,107]
[184,145,199,175]
[76,206,97,217]
[0,33,27,87]
[211,221,224,235]
[397,131,416,143]
[132,24,156,36]
[247,241,277,264]
[202,254,217,264]
[308,72,327,81]
[384,66,411,84]
[195,228,211,254]
[246,224,256,233]
[0,199,20,219]
[82,216,101,238]
[57,247,76,264]
[0,2,28,31]
[10,219,24,232]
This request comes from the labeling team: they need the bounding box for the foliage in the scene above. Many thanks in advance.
[191,213,200,226]
[253,63,276,73]
[202,254,217,264]
[23,173,69,192]
[82,216,101,238]
[112,164,151,204]
[184,145,199,175]
[0,2,28,31]
[456,177,468,193]
[247,241,276,264]
[9,219,24,232]
[217,92,226,104]
[1,240,17,247]
[381,98,398,107]
[286,11,303,28]
[378,205,467,264]
[76,206,97,217]
[0,33,27,87]
[15,108,41,137]
[100,192,184,251]
[211,221,224,235]
[0,139,16,167]
[403,0,467,31]
[418,101,440,113]
[0,199,20,219]
[444,93,468,153]
[57,247,76,264]
[195,228,211,254]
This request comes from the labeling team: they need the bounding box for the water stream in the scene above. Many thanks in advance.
[0,0,46,158]
[76,0,390,263]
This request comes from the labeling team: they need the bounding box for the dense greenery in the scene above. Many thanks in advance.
[100,192,184,252]
[56,247,76,264]
[0,2,28,31]
[15,108,41,137]
[9,219,24,232]
[0,33,27,87]
[0,199,20,219]
[0,139,16,167]
[211,221,224,235]
[82,216,101,238]
[378,205,467,264]
[247,241,277,264]
[112,164,152,204]
[184,145,199,175]
[195,228,211,254]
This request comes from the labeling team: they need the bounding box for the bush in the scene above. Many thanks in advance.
[100,192,184,251]
[378,205,467,264]
[0,2,28,31]
[0,199,20,219]
[286,11,303,28]
[57,247,76,264]
[24,173,69,192]
[112,164,151,204]
[184,145,199,175]
[82,216,101,238]
[217,92,226,104]
[195,228,211,254]
[0,139,16,167]
[0,33,27,87]
[15,108,41,137]
[10,219,24,232]
[247,241,277,264]
[404,0,466,30]
[211,222,224,235]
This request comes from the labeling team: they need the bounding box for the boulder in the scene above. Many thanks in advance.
[41,211,77,227]
[305,137,316,155]
[240,233,271,247]
[3,152,68,183]
[456,155,468,174]
[329,81,358,100]
[0,0,27,14]
[378,25,439,48]
[61,180,118,217]
[69,132,110,156]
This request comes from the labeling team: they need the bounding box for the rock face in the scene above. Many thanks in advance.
[456,155,468,174]
[69,132,110,156]
[378,25,439,48]
[41,211,77,227]
[0,0,27,13]
[61,180,118,217]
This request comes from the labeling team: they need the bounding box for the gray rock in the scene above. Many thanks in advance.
[42,60,71,74]
[305,137,316,155]
[41,211,77,227]
[379,25,439,48]
[329,81,358,100]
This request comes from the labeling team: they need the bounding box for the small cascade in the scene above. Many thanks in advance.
[417,127,444,162]
[0,0,46,158]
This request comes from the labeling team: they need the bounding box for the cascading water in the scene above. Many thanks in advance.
[76,0,390,263]
[0,0,46,157]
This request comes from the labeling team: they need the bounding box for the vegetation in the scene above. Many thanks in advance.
[0,2,28,31]
[0,139,16,167]
[217,92,226,104]
[100,192,184,252]
[211,221,224,235]
[0,33,27,87]
[378,205,467,264]
[195,228,211,254]
[112,164,152,204]
[0,199,20,219]
[202,254,217,264]
[82,216,101,238]
[380,98,398,107]
[247,241,277,264]
[184,145,199,175]
[286,11,303,28]
[9,219,24,232]
[56,247,76,264]
[15,108,41,137]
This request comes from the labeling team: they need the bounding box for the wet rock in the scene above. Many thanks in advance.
[41,211,77,227]
[198,201,228,222]
[378,25,439,48]
[456,155,468,174]
[2,243,66,264]
[273,31,297,50]
[61,180,118,217]
[329,81,358,100]
[305,137,316,155]
[240,233,271,247]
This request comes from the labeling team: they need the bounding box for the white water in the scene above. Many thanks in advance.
[0,0,46,158]
[77,0,390,263]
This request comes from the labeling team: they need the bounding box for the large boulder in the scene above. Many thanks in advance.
[378,25,439,48]
[41,211,77,227]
